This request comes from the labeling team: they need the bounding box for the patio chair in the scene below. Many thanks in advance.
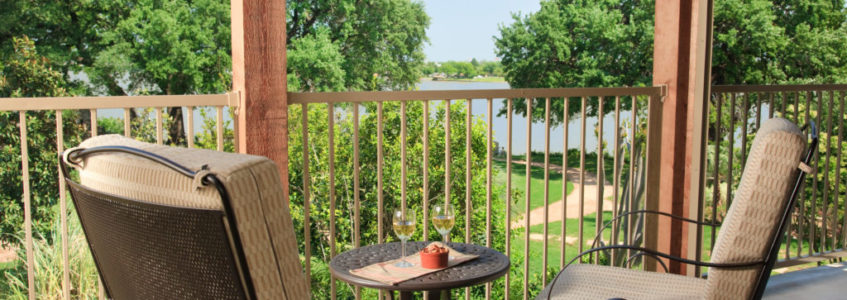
[60,135,308,299]
[536,118,818,300]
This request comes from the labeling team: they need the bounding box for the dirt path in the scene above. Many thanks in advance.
[0,244,17,263]
[504,159,615,229]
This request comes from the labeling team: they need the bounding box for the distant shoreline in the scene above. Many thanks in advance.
[420,76,506,83]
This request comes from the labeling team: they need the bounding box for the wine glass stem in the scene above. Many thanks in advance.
[401,239,406,259]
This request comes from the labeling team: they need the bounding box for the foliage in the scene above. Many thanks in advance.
[0,37,86,246]
[422,60,505,79]
[286,0,430,91]
[1,0,233,145]
[287,29,346,92]
[1,205,100,299]
[287,100,507,298]
[495,0,654,124]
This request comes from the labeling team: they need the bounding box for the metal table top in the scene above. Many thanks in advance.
[330,242,510,292]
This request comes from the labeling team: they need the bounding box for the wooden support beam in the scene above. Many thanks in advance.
[651,0,712,275]
[231,0,289,203]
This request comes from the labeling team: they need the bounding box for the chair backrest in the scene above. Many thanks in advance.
[705,118,806,300]
[62,135,308,299]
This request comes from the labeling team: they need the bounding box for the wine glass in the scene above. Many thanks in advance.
[393,207,416,268]
[431,203,455,259]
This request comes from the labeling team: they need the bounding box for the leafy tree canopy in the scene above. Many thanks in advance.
[286,0,430,91]
[496,0,847,123]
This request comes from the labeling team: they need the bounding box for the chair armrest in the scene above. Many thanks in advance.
[589,209,717,250]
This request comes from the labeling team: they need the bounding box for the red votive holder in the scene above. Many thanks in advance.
[420,244,449,269]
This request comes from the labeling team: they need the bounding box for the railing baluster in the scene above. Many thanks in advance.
[124,108,132,137]
[741,93,748,168]
[755,92,762,129]
[727,93,735,209]
[768,92,774,119]
[523,97,532,300]
[808,90,816,256]
[445,99,452,227]
[595,96,605,264]
[542,97,551,285]
[19,111,34,300]
[328,103,337,300]
[820,91,829,251]
[90,109,98,137]
[423,101,430,241]
[826,91,835,251]
[712,94,721,253]
[156,107,163,144]
[378,102,384,244]
[837,91,846,248]
[578,97,586,256]
[466,99,472,243]
[465,98,472,300]
[612,96,621,263]
[486,97,493,299]
[57,110,70,300]
[504,98,512,299]
[627,95,637,264]
[560,98,569,269]
[797,91,805,257]
[353,102,361,299]
[186,107,194,148]
[216,106,224,151]
[301,104,311,292]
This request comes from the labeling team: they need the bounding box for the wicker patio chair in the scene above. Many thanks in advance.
[60,135,308,300]
[536,118,818,300]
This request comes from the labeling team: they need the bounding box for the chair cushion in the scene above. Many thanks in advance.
[73,135,308,300]
[536,264,706,300]
[706,118,805,299]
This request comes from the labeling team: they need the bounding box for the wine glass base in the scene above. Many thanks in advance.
[394,260,413,268]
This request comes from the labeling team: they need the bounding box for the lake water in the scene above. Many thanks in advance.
[98,79,624,154]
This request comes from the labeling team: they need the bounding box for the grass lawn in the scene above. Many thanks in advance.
[510,212,611,275]
[493,160,574,215]
[512,150,619,183]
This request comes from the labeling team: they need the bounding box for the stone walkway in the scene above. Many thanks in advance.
[505,159,616,230]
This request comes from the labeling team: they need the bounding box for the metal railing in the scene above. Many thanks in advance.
[288,86,665,299]
[703,85,847,270]
[0,92,237,300]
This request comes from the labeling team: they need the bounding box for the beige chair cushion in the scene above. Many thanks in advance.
[706,118,805,299]
[73,135,308,300]
[536,264,707,300]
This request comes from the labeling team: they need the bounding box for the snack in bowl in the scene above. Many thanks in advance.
[420,244,449,269]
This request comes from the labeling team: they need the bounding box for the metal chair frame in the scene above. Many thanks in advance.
[60,145,256,299]
[546,123,819,300]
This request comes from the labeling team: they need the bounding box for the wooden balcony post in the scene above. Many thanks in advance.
[650,0,713,274]
[231,0,289,204]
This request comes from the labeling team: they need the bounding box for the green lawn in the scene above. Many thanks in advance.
[493,160,574,215]
[512,150,619,183]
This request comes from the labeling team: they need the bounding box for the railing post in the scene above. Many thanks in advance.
[651,0,713,274]
[230,0,289,201]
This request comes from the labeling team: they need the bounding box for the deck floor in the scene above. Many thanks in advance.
[764,262,847,299]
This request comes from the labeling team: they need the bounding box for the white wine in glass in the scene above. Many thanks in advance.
[393,208,416,268]
[431,204,455,242]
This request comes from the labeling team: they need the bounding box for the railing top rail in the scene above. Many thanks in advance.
[288,86,664,104]
[0,92,238,112]
[711,84,847,93]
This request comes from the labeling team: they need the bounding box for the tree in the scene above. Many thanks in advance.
[0,37,86,246]
[494,0,654,124]
[286,0,430,91]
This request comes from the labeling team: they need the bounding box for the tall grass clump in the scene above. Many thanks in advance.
[2,204,100,299]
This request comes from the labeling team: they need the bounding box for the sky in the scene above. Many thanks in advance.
[421,0,541,62]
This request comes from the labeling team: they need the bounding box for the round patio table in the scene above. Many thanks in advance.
[330,241,510,300]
